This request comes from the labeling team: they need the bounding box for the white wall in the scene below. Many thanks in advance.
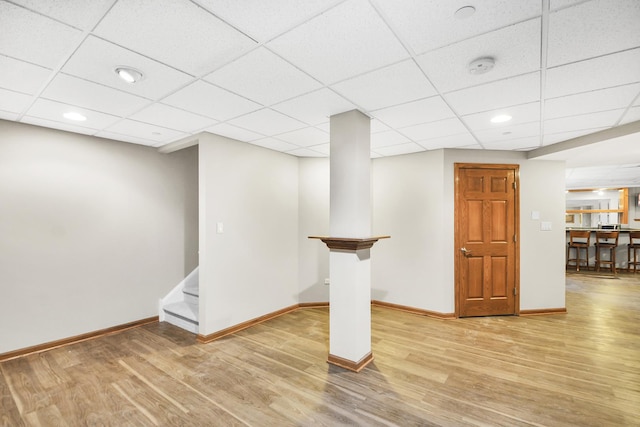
[298,158,330,303]
[370,149,566,313]
[515,158,566,310]
[0,120,198,354]
[198,134,299,336]
[442,150,566,312]
[301,149,566,313]
[371,150,448,311]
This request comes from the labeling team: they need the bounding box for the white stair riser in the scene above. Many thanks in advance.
[163,313,198,334]
[183,293,199,305]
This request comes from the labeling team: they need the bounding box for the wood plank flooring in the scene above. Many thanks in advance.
[2,273,639,426]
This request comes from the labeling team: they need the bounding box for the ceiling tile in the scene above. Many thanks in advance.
[474,121,540,144]
[545,84,640,119]
[130,103,217,133]
[0,88,33,114]
[416,132,478,150]
[195,0,335,43]
[620,106,640,125]
[203,123,264,142]
[444,72,540,115]
[457,144,484,150]
[331,59,436,111]
[372,96,456,129]
[93,0,257,75]
[543,109,624,135]
[0,111,19,121]
[250,137,300,152]
[267,0,408,84]
[0,56,51,95]
[546,48,640,98]
[62,36,193,100]
[276,127,329,147]
[286,147,327,157]
[95,130,158,147]
[205,47,321,106]
[101,119,187,143]
[0,2,83,68]
[374,142,425,157]
[272,88,356,125]
[462,102,540,132]
[25,98,121,130]
[315,122,330,133]
[371,130,411,148]
[400,117,469,141]
[309,143,330,155]
[550,0,585,10]
[41,74,150,116]
[371,119,390,133]
[482,136,540,151]
[543,128,608,146]
[228,109,307,135]
[20,115,97,136]
[10,0,114,30]
[163,80,261,121]
[547,0,640,67]
[417,18,541,93]
[375,0,541,54]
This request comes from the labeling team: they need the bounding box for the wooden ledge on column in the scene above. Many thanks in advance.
[327,352,374,372]
[308,235,390,251]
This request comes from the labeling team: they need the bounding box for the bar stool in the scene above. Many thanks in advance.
[595,231,619,274]
[627,231,640,273]
[566,230,590,271]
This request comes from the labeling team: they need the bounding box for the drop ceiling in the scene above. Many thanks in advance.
[1,0,639,188]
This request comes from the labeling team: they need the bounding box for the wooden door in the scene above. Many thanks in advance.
[455,164,519,317]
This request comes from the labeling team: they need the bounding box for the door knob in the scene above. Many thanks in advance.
[460,247,472,257]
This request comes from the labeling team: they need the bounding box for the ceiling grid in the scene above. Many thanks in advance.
[0,0,639,187]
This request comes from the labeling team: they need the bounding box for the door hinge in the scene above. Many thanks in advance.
[513,234,517,243]
[513,287,518,296]
[512,182,516,190]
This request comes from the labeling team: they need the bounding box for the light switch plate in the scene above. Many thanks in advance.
[541,221,552,231]
[531,211,540,220]
[216,222,224,233]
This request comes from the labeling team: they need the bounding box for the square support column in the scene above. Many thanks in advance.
[310,110,388,372]
[328,248,372,370]
[328,110,373,371]
[330,110,371,238]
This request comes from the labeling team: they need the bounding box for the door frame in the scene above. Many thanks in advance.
[454,163,520,318]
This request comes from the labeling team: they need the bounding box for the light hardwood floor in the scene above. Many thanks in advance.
[2,273,639,426]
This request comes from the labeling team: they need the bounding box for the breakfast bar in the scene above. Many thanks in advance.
[566,227,640,272]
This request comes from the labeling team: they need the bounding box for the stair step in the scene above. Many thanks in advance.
[163,301,198,324]
[183,293,199,305]
[183,285,199,297]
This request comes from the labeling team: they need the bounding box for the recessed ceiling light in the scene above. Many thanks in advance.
[454,6,476,19]
[115,66,143,84]
[491,114,512,124]
[468,57,495,75]
[63,111,86,121]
